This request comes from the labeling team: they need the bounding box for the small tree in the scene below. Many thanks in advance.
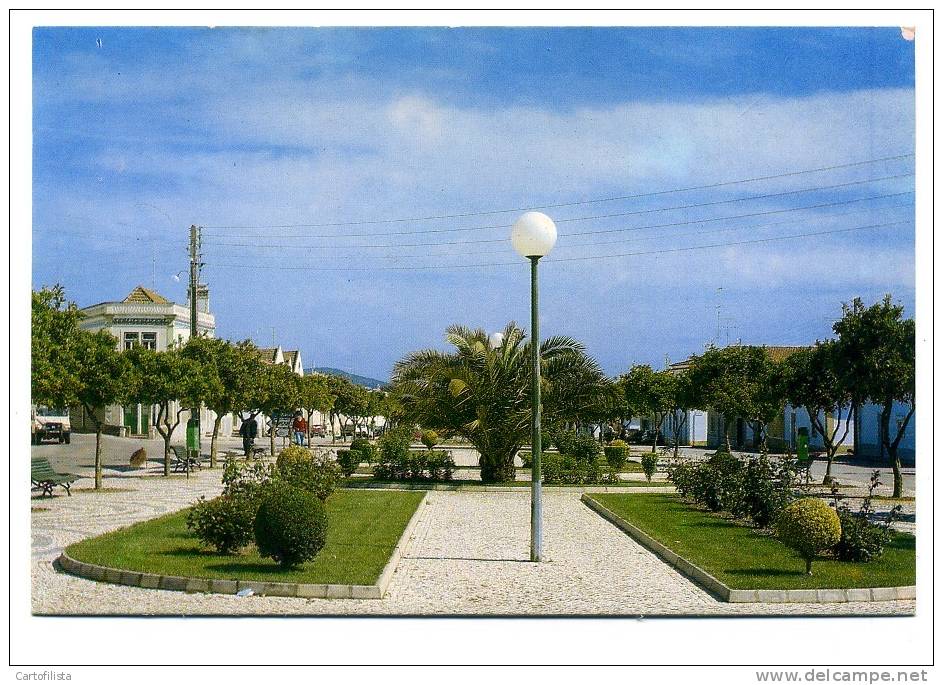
[623,365,676,453]
[31,286,83,412]
[298,373,335,446]
[260,363,301,456]
[833,295,915,498]
[688,345,782,453]
[125,347,197,476]
[73,330,131,488]
[783,341,854,483]
[665,370,698,458]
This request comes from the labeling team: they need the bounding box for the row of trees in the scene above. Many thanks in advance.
[388,296,914,495]
[31,286,346,488]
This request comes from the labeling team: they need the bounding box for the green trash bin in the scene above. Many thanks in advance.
[186,417,201,453]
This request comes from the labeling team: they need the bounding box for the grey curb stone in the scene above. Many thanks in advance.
[54,492,429,601]
[580,494,915,604]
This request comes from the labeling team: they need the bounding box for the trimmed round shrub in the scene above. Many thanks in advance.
[254,484,328,568]
[776,498,842,575]
[604,440,629,470]
[420,429,439,449]
[640,452,659,482]
[518,450,533,469]
[276,445,311,471]
[187,494,259,555]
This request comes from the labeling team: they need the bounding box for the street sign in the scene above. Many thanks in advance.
[271,412,294,438]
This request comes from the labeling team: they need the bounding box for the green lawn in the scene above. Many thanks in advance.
[66,490,424,586]
[588,493,915,590]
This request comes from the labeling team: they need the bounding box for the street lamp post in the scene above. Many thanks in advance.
[511,211,557,562]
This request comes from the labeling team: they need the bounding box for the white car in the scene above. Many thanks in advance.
[31,406,71,444]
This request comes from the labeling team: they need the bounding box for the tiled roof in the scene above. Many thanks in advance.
[761,345,809,362]
[667,345,809,371]
[284,350,298,367]
[256,347,279,364]
[123,286,170,304]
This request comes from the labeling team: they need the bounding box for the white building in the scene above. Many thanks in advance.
[76,285,216,440]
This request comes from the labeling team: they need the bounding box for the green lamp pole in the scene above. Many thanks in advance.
[511,212,557,562]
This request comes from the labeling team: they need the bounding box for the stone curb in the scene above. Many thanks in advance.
[343,483,674,493]
[580,494,916,604]
[56,491,428,600]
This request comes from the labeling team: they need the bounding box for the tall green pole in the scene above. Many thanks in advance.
[530,255,543,562]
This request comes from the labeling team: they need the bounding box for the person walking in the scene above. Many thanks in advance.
[239,416,258,457]
[292,412,308,446]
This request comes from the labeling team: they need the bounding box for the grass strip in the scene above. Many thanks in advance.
[589,493,915,590]
[66,490,424,586]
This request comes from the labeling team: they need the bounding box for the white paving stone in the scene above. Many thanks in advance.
[31,473,914,616]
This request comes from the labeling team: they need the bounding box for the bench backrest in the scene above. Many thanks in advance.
[171,445,189,458]
[31,457,59,479]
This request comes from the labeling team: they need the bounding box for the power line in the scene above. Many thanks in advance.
[202,190,914,250]
[200,152,913,231]
[202,201,916,262]
[203,219,910,273]
[202,172,913,240]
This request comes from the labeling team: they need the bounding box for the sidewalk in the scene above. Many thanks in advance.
[32,476,914,616]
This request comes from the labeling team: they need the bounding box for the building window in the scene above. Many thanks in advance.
[124,332,140,350]
[141,332,157,350]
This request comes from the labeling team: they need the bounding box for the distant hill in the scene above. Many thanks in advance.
[306,367,389,390]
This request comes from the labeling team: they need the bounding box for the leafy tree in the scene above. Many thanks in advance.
[783,341,854,483]
[583,378,632,443]
[73,329,132,488]
[298,373,335,446]
[391,322,607,483]
[125,347,199,476]
[747,353,788,455]
[259,363,302,456]
[688,345,783,453]
[331,377,371,441]
[31,285,82,410]
[623,365,676,452]
[179,338,265,467]
[665,370,698,458]
[833,295,915,497]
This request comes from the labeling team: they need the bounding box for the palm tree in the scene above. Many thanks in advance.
[391,323,607,482]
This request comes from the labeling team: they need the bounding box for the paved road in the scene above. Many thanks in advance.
[32,435,916,496]
[31,471,914,616]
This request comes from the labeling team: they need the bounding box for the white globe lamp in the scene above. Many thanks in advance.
[511,211,557,258]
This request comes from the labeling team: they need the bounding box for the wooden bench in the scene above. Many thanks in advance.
[31,457,80,497]
[171,445,202,473]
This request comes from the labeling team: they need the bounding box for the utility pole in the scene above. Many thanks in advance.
[186,224,202,470]
[189,225,201,338]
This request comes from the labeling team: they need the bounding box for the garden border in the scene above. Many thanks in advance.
[581,494,915,603]
[56,491,428,600]
[342,482,673,493]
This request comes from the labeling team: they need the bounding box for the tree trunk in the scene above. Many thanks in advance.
[270,418,277,458]
[805,558,812,575]
[94,427,103,489]
[210,414,222,468]
[306,409,314,447]
[479,447,516,483]
[723,419,732,454]
[163,434,171,477]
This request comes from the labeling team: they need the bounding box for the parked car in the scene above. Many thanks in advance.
[309,425,326,438]
[31,405,71,444]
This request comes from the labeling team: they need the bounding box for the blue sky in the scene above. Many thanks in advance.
[32,26,915,380]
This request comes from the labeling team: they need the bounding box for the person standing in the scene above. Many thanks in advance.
[292,412,308,446]
[239,416,258,457]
